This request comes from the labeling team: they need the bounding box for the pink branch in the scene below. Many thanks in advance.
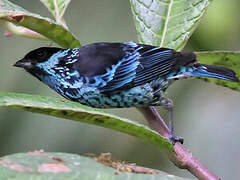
[138,106,220,180]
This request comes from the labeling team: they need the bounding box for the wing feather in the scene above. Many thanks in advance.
[62,42,196,92]
[99,51,140,91]
[99,44,177,92]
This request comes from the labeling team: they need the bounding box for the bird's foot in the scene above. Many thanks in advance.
[169,135,184,145]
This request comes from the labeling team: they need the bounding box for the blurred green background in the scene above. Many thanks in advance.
[1,0,240,179]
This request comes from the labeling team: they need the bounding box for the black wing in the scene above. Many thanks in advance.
[61,42,196,92]
[131,44,196,87]
[72,42,131,76]
[99,43,196,92]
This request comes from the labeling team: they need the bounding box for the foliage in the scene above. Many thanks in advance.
[0,91,173,153]
[0,0,80,48]
[0,0,239,179]
[0,152,192,180]
[130,0,213,50]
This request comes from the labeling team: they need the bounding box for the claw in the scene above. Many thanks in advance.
[169,135,184,144]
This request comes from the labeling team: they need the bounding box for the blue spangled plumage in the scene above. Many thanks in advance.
[14,42,239,108]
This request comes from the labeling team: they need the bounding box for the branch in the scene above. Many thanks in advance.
[138,106,220,180]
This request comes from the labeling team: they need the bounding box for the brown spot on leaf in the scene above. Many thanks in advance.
[60,100,65,102]
[28,150,63,162]
[0,159,32,172]
[94,118,105,124]
[8,15,24,22]
[24,106,31,110]
[52,157,63,162]
[38,163,71,173]
[88,153,159,174]
[61,110,68,115]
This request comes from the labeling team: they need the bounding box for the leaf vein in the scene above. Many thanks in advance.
[160,0,173,47]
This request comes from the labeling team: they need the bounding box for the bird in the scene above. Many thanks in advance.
[14,42,239,143]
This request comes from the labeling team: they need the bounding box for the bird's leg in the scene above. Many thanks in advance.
[161,97,184,144]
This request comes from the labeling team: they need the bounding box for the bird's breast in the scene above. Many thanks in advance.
[62,79,171,108]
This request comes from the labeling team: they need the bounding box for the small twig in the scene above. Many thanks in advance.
[88,152,160,174]
[138,106,220,180]
[173,143,220,180]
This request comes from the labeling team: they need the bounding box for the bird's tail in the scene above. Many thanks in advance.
[191,63,239,82]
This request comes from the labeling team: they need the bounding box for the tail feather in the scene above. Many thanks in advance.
[192,63,239,82]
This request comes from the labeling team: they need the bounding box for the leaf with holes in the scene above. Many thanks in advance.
[0,0,80,48]
[0,152,193,180]
[196,51,240,91]
[130,0,213,50]
[0,91,174,153]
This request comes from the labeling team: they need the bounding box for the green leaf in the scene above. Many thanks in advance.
[130,1,240,92]
[0,91,173,153]
[0,152,192,180]
[40,0,71,20]
[130,0,213,50]
[0,20,47,39]
[40,0,71,28]
[0,0,80,48]
[196,51,240,91]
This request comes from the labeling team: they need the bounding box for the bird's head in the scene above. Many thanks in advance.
[14,47,62,71]
[14,47,64,84]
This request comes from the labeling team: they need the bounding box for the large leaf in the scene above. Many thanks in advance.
[0,20,47,39]
[130,0,213,50]
[0,91,173,153]
[0,152,192,180]
[196,51,240,91]
[0,0,80,48]
[130,0,240,92]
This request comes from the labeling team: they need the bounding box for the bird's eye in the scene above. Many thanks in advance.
[33,49,49,63]
[36,51,45,57]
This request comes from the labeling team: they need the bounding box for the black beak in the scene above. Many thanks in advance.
[13,59,33,68]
